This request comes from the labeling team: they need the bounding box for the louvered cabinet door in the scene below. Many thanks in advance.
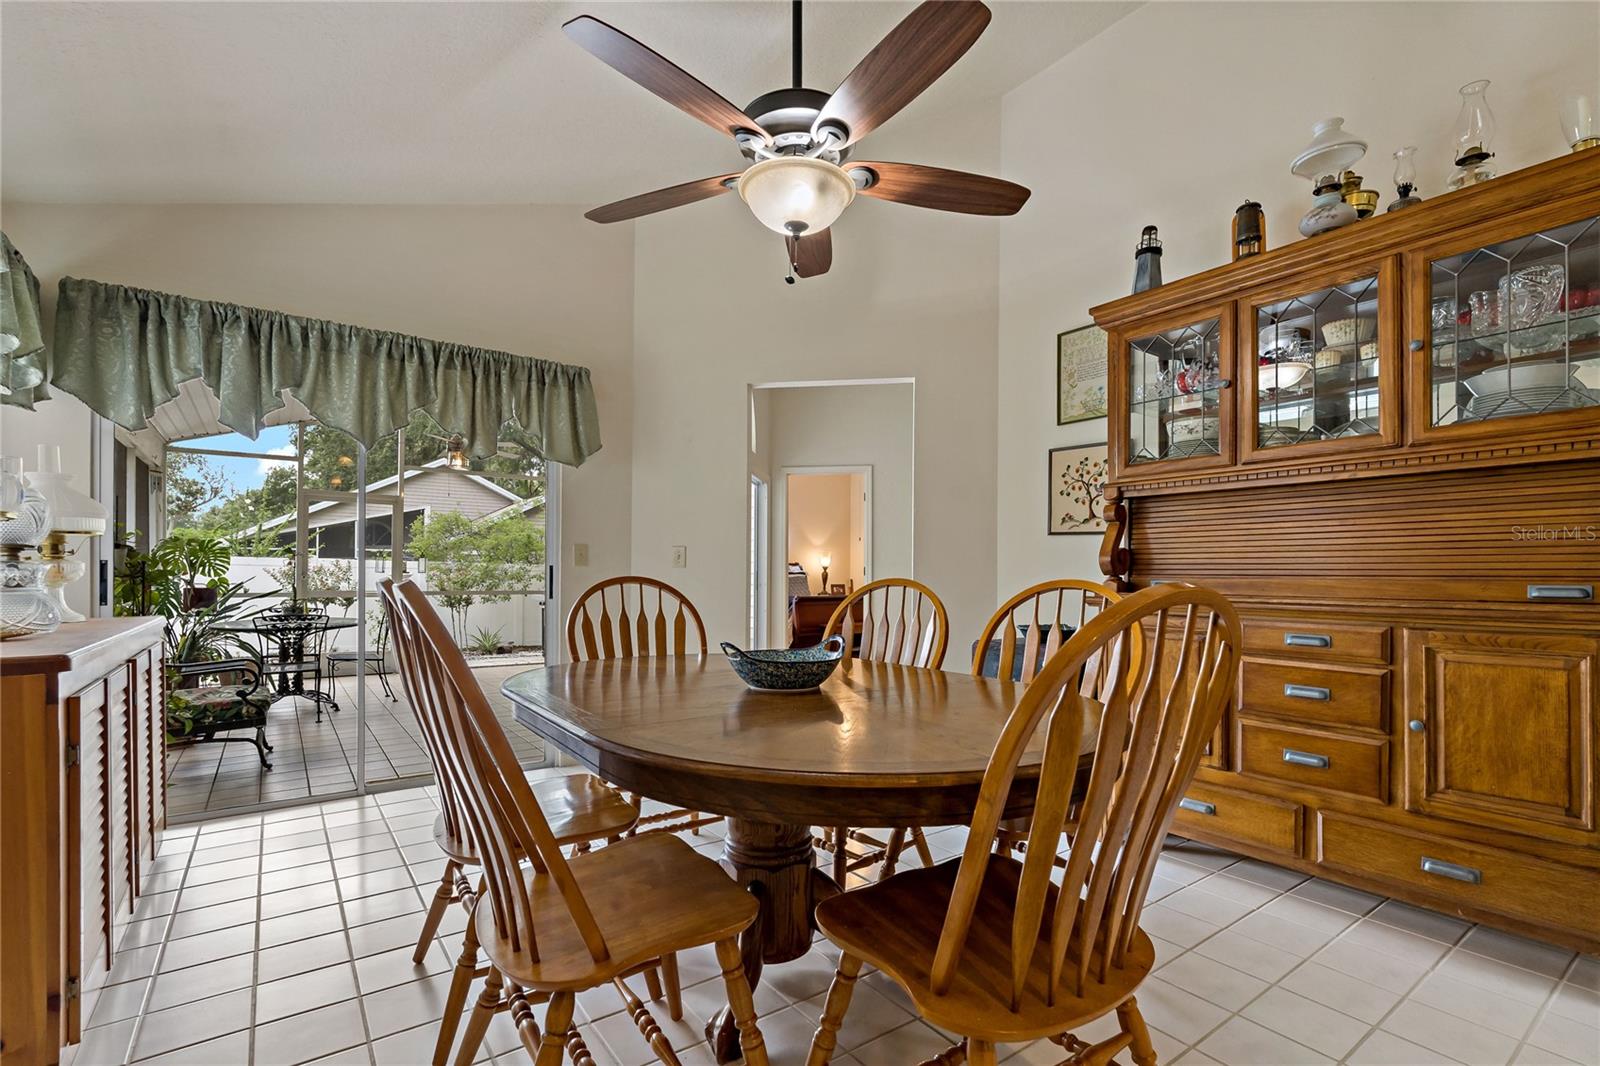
[130,648,162,882]
[104,667,136,953]
[1403,629,1599,847]
[65,678,111,1046]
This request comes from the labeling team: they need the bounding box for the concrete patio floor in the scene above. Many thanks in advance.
[165,659,549,820]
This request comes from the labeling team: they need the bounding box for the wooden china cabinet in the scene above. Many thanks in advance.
[1092,150,1600,953]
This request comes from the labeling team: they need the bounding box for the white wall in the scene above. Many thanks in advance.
[632,100,1002,649]
[995,1,1600,600]
[0,203,634,629]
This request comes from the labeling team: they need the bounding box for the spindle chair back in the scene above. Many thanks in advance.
[395,579,768,1066]
[823,577,949,669]
[566,577,708,661]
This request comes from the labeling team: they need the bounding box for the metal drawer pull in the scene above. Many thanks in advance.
[1178,797,1216,817]
[1283,633,1332,648]
[1281,748,1329,769]
[1284,683,1332,701]
[1420,856,1482,885]
[1527,584,1593,601]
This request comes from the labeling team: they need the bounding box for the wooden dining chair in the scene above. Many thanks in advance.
[395,579,770,1066]
[815,577,950,883]
[381,580,667,1066]
[565,576,720,836]
[971,580,1129,861]
[806,584,1241,1066]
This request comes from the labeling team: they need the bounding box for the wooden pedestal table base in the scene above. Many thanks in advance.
[704,819,842,1062]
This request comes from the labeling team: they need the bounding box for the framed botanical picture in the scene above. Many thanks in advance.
[1057,324,1108,425]
[1049,443,1109,535]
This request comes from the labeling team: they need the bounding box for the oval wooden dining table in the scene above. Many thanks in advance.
[502,654,1102,1062]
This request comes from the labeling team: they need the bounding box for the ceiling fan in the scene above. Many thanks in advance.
[565,0,1031,280]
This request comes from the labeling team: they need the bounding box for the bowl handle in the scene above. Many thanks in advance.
[719,642,744,660]
[823,635,846,654]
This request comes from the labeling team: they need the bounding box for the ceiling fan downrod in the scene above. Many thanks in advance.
[792,0,802,89]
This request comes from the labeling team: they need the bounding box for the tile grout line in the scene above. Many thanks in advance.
[1505,949,1587,1066]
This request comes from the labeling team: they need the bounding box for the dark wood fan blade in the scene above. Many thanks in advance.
[786,229,833,278]
[564,16,771,143]
[585,174,740,223]
[811,1,991,148]
[844,161,1030,215]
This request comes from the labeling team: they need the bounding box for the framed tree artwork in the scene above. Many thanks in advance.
[1049,443,1109,535]
[1057,324,1108,425]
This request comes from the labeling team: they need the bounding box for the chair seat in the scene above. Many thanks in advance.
[814,856,1154,1043]
[434,773,640,864]
[477,833,755,992]
[168,685,271,734]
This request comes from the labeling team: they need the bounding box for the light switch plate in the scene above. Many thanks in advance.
[573,543,589,566]
[671,545,687,568]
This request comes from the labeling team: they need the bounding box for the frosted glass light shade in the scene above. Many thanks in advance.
[737,157,855,236]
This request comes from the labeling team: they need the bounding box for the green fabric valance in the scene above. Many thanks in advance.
[50,276,602,467]
[1,232,50,410]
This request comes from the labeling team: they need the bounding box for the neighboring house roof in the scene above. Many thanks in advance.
[242,458,528,536]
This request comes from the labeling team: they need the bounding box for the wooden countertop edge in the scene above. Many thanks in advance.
[0,617,165,679]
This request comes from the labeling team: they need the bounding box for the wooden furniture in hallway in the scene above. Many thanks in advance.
[0,618,166,1066]
[501,649,1098,1063]
[806,585,1242,1066]
[788,592,850,649]
[816,578,950,882]
[394,581,769,1066]
[1092,148,1600,954]
[566,576,720,838]
[380,580,651,1066]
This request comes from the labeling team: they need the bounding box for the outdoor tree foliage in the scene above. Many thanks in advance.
[406,510,545,643]
[172,413,545,541]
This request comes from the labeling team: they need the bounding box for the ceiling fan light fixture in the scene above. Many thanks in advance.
[736,156,855,237]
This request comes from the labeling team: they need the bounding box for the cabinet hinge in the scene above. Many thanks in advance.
[65,977,80,1000]
[65,742,80,768]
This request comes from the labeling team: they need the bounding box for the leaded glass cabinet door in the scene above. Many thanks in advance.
[1409,207,1600,445]
[1115,304,1236,476]
[1241,259,1400,462]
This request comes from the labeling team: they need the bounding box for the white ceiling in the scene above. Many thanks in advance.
[1,0,1134,205]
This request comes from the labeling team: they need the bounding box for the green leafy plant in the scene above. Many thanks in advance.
[163,580,264,666]
[407,511,544,642]
[114,529,233,616]
[468,626,506,655]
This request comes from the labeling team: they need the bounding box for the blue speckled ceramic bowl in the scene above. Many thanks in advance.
[721,636,845,692]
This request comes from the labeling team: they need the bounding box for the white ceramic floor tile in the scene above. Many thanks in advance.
[1241,985,1371,1059]
[1155,950,1269,1010]
[90,782,1581,1066]
[1197,1015,1333,1065]
[1380,999,1520,1066]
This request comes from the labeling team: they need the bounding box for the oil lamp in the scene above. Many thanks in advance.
[1387,146,1423,212]
[1447,80,1497,190]
[28,445,108,623]
[1291,118,1366,236]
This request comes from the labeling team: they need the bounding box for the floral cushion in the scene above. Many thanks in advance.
[167,685,270,739]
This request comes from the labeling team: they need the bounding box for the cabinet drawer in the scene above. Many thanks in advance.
[1238,719,1388,802]
[1243,619,1391,665]
[1240,659,1388,731]
[1315,811,1600,939]
[1173,781,1301,856]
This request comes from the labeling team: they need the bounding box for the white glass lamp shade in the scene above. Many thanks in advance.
[737,157,855,236]
[1290,118,1368,184]
[818,553,831,569]
[27,445,108,537]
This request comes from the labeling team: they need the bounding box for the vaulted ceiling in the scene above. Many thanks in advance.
[1,1,1134,205]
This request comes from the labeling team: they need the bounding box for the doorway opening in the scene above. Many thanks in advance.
[748,380,914,649]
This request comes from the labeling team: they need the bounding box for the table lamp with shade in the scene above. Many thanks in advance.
[818,553,831,592]
[27,445,109,623]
